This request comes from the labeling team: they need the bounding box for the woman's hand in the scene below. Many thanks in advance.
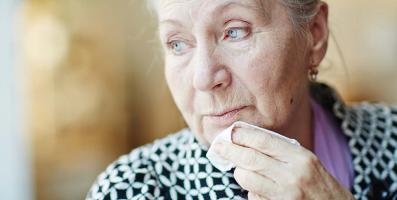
[213,126,355,200]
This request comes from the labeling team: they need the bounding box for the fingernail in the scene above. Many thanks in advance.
[231,127,240,143]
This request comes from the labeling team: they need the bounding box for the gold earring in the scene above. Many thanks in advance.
[309,67,318,82]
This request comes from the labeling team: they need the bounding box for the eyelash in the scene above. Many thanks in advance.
[166,40,188,55]
[223,27,251,41]
[165,24,252,55]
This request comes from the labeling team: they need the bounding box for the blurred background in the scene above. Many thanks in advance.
[0,0,396,199]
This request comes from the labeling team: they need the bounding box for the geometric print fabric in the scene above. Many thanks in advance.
[87,92,397,200]
[87,129,248,200]
[334,102,397,200]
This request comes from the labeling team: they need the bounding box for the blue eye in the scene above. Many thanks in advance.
[228,29,239,38]
[225,28,249,41]
[169,40,187,55]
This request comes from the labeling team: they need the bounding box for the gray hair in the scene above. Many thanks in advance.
[281,0,320,27]
[146,0,321,28]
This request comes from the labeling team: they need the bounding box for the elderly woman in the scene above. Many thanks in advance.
[87,0,397,199]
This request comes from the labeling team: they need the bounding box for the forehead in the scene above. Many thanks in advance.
[158,0,263,22]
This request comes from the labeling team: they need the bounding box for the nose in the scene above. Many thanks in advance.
[192,45,231,92]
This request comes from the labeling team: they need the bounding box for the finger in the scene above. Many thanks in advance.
[214,140,285,177]
[231,126,302,160]
[234,167,278,198]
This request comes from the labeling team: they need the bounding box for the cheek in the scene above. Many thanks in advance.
[229,32,307,120]
[246,32,306,92]
[232,39,280,95]
[245,55,279,116]
[165,58,194,116]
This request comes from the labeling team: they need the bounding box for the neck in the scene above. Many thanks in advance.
[281,92,314,151]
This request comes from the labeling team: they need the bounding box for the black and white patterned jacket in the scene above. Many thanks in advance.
[87,83,397,200]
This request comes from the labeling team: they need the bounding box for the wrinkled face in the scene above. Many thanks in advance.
[158,0,311,146]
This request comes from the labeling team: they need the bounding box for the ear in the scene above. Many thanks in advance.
[308,2,329,68]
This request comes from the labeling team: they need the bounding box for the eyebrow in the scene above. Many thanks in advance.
[159,0,259,27]
[213,1,258,14]
[159,19,184,29]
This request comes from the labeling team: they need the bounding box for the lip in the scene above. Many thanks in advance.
[204,106,248,127]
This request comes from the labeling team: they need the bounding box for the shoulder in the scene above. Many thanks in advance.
[310,82,397,198]
[86,129,194,200]
[334,101,397,137]
[333,101,397,199]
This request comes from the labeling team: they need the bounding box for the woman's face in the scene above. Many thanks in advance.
[158,0,312,146]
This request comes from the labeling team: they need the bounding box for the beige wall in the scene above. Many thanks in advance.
[20,0,397,199]
[320,0,397,103]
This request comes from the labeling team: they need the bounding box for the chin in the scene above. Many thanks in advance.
[194,132,212,147]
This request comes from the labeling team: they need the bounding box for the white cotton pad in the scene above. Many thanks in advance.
[206,121,300,172]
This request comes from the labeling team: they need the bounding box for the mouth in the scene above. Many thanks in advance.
[204,106,248,127]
